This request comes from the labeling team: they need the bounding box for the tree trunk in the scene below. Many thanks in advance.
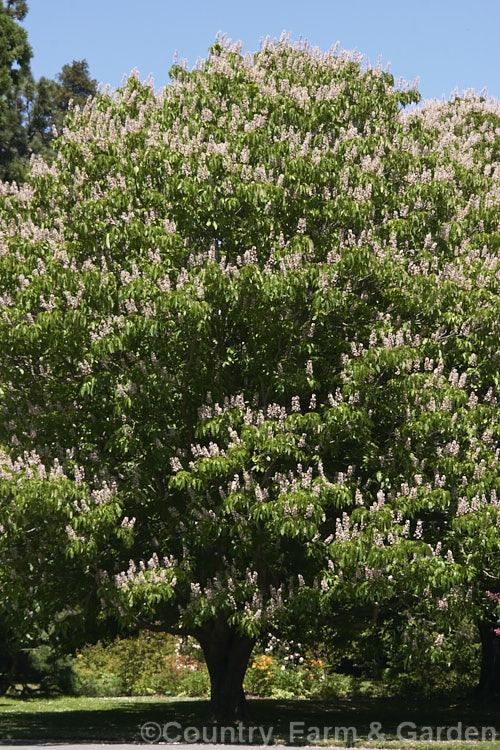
[471,620,500,699]
[195,616,255,722]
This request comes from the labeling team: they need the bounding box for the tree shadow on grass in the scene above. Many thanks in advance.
[0,699,188,742]
[252,697,500,741]
[0,697,499,743]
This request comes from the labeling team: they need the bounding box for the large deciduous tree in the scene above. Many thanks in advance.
[0,35,499,718]
[0,448,131,691]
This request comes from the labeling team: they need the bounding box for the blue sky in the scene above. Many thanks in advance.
[22,0,499,102]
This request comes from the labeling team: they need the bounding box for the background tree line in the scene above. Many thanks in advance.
[0,0,97,182]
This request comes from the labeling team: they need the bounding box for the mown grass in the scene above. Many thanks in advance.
[0,694,499,747]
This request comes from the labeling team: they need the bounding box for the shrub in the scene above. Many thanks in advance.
[70,632,208,697]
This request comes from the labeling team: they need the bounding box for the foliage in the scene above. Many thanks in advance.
[0,31,499,715]
[0,0,32,180]
[70,632,208,697]
[55,59,97,110]
[244,651,330,699]
[24,60,98,166]
[0,448,132,678]
[4,0,28,20]
[10,627,475,701]
[0,1,96,180]
[316,612,480,700]
[0,641,74,696]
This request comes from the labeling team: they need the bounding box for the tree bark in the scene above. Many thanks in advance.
[470,620,500,699]
[195,616,255,722]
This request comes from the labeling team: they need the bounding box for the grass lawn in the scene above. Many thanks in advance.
[0,694,499,748]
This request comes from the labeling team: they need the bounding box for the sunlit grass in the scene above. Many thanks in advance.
[1,694,499,747]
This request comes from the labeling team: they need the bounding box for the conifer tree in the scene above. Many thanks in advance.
[0,1,97,180]
[0,0,32,180]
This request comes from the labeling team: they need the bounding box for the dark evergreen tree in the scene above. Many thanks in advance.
[4,0,28,20]
[0,0,32,181]
[55,59,97,110]
[25,62,97,161]
[0,2,97,181]
[25,75,60,154]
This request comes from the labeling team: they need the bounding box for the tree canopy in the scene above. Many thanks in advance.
[0,34,499,718]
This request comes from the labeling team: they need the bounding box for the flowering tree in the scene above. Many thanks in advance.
[0,448,131,690]
[0,34,499,717]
